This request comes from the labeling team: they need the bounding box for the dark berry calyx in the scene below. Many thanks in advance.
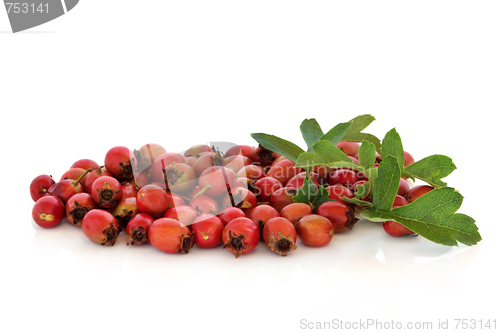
[69,201,90,226]
[127,227,148,246]
[118,162,134,180]
[223,230,253,258]
[267,232,297,256]
[178,233,195,254]
[101,224,119,246]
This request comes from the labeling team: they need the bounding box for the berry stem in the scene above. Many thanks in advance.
[73,168,91,186]
[194,184,211,198]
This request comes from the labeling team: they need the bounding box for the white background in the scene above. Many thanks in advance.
[1,1,499,332]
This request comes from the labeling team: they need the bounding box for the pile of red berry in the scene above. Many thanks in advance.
[30,142,434,258]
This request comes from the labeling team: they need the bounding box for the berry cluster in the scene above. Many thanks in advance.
[30,142,434,258]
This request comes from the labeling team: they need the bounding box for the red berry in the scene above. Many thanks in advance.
[83,166,112,193]
[397,178,411,197]
[225,155,252,173]
[269,187,297,212]
[350,180,370,200]
[126,213,154,245]
[197,166,235,197]
[383,197,415,237]
[191,214,224,248]
[121,183,138,199]
[286,172,320,189]
[71,159,99,172]
[166,192,186,208]
[104,146,135,181]
[81,209,120,246]
[112,197,139,231]
[407,185,434,203]
[132,143,167,171]
[149,218,194,254]
[266,159,302,186]
[249,204,280,231]
[163,162,196,195]
[316,201,357,233]
[150,152,186,183]
[47,169,90,204]
[65,192,97,226]
[30,174,55,202]
[136,184,171,218]
[218,207,246,226]
[91,176,123,209]
[60,167,88,181]
[226,187,257,210]
[164,206,198,227]
[336,141,360,157]
[404,151,415,167]
[222,217,260,258]
[254,177,282,203]
[329,169,359,188]
[32,196,65,228]
[189,195,219,215]
[280,202,312,227]
[262,217,297,256]
[325,185,355,206]
[251,144,280,167]
[296,214,334,247]
[236,165,265,181]
[225,145,255,160]
[184,144,212,157]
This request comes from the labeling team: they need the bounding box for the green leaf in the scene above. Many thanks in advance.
[361,188,481,246]
[342,196,374,208]
[358,140,376,169]
[251,133,305,163]
[353,180,372,200]
[371,155,401,211]
[381,128,405,171]
[320,122,352,145]
[404,155,456,188]
[295,140,352,169]
[293,177,331,210]
[300,119,325,152]
[341,114,382,153]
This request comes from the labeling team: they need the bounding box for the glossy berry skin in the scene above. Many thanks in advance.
[383,196,415,237]
[249,204,280,231]
[184,144,212,157]
[60,168,87,181]
[83,167,112,193]
[91,176,123,209]
[325,185,355,206]
[254,177,282,203]
[262,217,297,256]
[269,187,297,212]
[104,146,135,181]
[266,159,302,186]
[222,217,260,258]
[350,180,370,200]
[218,207,246,226]
[286,172,320,189]
[197,166,235,197]
[126,213,154,245]
[225,155,252,173]
[189,195,219,215]
[280,203,312,227]
[329,169,359,188]
[397,178,411,197]
[112,197,139,231]
[166,192,186,208]
[225,145,255,160]
[32,196,65,228]
[191,214,224,248]
[317,201,357,233]
[236,165,265,181]
[149,218,194,254]
[71,159,99,172]
[136,184,171,219]
[47,179,83,204]
[223,187,257,211]
[30,174,55,202]
[404,151,415,167]
[121,183,138,199]
[336,141,360,157]
[65,193,98,226]
[150,152,186,183]
[81,209,120,246]
[296,214,334,247]
[407,185,434,203]
[164,206,198,227]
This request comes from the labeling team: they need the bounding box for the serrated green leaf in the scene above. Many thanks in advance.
[251,133,305,163]
[320,122,352,145]
[404,155,456,188]
[358,140,376,169]
[353,180,372,200]
[361,187,481,246]
[342,196,374,208]
[295,140,352,168]
[381,128,405,171]
[371,155,401,211]
[300,119,325,152]
[341,114,382,153]
[293,178,331,210]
